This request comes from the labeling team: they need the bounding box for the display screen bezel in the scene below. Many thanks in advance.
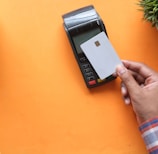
[69,20,104,56]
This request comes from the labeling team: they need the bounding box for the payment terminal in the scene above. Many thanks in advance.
[62,5,116,88]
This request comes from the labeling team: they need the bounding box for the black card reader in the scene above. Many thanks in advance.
[62,5,116,88]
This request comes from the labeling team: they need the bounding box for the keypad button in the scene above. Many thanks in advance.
[79,57,87,63]
[86,72,94,77]
[82,64,90,69]
[84,68,92,73]
[97,78,106,83]
[88,80,96,86]
[87,76,95,81]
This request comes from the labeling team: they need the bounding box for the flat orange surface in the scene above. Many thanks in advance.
[0,0,158,153]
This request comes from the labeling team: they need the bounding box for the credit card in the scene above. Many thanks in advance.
[80,32,122,80]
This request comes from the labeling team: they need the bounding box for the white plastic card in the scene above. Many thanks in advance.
[80,32,122,80]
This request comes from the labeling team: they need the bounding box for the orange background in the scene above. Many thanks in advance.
[0,0,158,153]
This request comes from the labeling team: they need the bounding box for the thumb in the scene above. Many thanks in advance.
[116,65,140,95]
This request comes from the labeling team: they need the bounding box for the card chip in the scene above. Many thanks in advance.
[95,41,100,47]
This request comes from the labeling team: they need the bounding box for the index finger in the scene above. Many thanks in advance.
[122,60,155,79]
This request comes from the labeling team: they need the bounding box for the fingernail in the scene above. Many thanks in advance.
[121,86,126,95]
[112,72,117,77]
[117,65,126,75]
[125,97,130,105]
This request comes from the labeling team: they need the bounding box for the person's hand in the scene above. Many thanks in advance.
[116,60,158,124]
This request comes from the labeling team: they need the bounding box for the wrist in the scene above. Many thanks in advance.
[139,116,158,127]
[137,113,158,125]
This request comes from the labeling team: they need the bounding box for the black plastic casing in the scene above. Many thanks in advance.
[62,5,116,88]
